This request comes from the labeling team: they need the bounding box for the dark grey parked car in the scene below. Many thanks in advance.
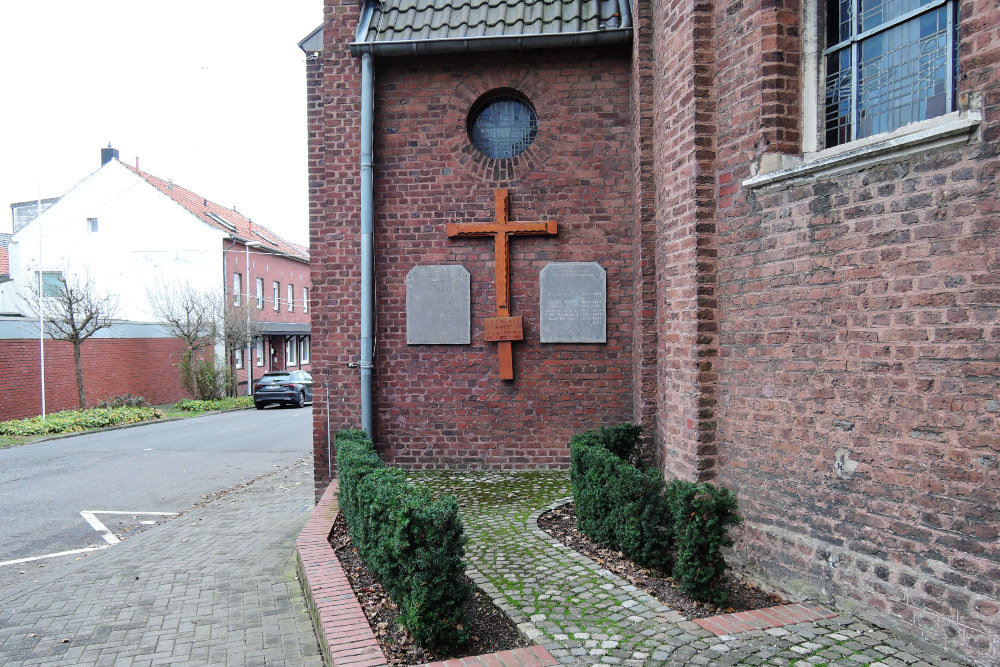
[253,370,313,409]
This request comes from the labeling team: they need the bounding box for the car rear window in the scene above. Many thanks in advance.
[261,373,290,382]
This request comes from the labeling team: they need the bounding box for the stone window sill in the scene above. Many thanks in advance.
[743,111,982,190]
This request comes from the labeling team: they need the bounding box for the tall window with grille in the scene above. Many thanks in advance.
[824,0,957,147]
[233,273,242,306]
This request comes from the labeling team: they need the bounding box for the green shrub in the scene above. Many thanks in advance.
[0,406,162,436]
[180,352,231,400]
[571,433,672,570]
[570,423,742,604]
[666,479,742,605]
[175,396,253,412]
[336,431,470,651]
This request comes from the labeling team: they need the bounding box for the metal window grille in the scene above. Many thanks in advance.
[824,0,957,147]
[471,97,538,159]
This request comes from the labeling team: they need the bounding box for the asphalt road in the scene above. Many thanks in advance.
[0,407,312,590]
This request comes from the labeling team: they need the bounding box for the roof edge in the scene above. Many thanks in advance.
[349,26,632,58]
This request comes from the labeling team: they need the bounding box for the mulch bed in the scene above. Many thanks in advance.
[329,513,529,666]
[537,502,786,619]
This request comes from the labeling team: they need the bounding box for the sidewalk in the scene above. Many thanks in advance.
[0,459,322,667]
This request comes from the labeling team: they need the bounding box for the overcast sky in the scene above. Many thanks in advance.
[0,1,320,247]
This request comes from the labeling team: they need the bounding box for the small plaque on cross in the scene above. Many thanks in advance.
[484,316,523,342]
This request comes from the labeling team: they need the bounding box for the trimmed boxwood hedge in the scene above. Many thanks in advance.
[570,424,742,604]
[335,430,470,651]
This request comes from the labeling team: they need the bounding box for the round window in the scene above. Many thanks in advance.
[469,95,538,159]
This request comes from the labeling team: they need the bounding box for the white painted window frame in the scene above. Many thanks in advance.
[744,0,980,190]
[256,278,264,309]
[233,273,242,306]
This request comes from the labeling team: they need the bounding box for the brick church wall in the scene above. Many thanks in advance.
[369,50,635,469]
[309,0,366,489]
[0,337,191,420]
[695,0,1000,661]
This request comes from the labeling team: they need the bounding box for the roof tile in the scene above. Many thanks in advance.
[122,164,308,261]
[361,0,627,44]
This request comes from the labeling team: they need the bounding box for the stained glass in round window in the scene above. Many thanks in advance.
[470,96,538,159]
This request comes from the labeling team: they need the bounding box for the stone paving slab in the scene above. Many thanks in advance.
[0,459,322,667]
[408,470,974,667]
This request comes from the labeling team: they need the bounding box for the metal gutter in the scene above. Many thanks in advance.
[350,28,632,57]
[359,52,375,440]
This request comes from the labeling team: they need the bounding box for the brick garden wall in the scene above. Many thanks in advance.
[694,0,1000,661]
[0,337,191,420]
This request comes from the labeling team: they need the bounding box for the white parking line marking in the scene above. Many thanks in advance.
[0,510,179,569]
[79,510,178,545]
[0,545,110,567]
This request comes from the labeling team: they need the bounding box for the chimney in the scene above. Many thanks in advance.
[101,144,119,166]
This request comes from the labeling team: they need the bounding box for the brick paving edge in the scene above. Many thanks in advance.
[295,482,556,667]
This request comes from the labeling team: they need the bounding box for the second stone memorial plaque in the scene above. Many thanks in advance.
[539,262,606,343]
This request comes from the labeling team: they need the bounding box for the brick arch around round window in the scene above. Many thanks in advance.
[444,66,555,184]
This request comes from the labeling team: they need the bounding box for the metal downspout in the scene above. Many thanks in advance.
[359,52,375,439]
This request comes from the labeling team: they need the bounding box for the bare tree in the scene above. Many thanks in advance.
[147,282,261,397]
[147,282,220,352]
[222,300,263,396]
[21,272,119,409]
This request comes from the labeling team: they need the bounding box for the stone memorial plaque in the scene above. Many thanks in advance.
[540,262,606,343]
[406,265,471,344]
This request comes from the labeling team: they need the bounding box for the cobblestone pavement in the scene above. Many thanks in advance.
[0,459,322,667]
[410,470,972,667]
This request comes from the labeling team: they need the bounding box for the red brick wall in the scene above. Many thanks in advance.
[0,337,191,420]
[224,241,310,323]
[699,0,1000,661]
[309,0,366,490]
[650,0,721,483]
[309,8,636,472]
[629,0,659,463]
[375,51,635,470]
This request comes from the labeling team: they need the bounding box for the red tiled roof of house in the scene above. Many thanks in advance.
[122,163,308,261]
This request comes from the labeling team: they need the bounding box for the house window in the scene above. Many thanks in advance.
[288,284,294,312]
[87,218,98,232]
[256,278,264,309]
[233,273,242,306]
[823,0,957,147]
[235,348,244,370]
[38,271,63,298]
[300,336,310,364]
[303,287,309,313]
[286,336,297,365]
[273,281,280,311]
[256,338,265,366]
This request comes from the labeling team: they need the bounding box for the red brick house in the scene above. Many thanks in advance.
[304,0,998,662]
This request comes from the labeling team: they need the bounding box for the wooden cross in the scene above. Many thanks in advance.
[446,189,557,380]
